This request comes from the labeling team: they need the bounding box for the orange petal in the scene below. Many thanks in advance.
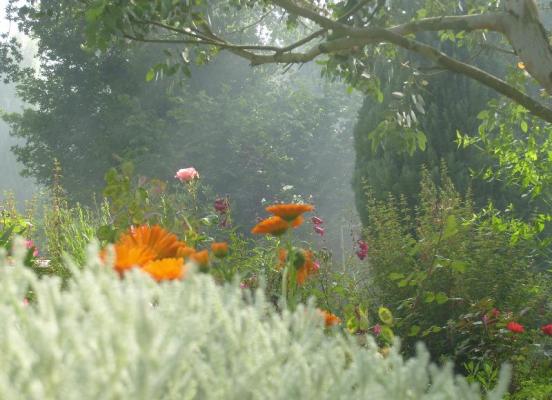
[142,258,186,281]
[265,204,314,222]
[251,216,290,236]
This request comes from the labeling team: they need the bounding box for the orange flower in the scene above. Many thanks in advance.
[119,225,188,259]
[191,249,209,268]
[142,258,186,281]
[276,248,288,270]
[251,216,291,236]
[176,246,196,260]
[112,243,156,274]
[317,309,341,327]
[265,203,314,222]
[289,215,304,228]
[211,242,229,258]
[296,250,318,285]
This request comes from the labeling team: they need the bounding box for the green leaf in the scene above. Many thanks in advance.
[145,68,155,82]
[398,279,408,288]
[520,120,528,133]
[477,110,489,121]
[408,325,421,336]
[346,316,358,333]
[388,272,404,281]
[416,130,427,151]
[378,307,393,325]
[97,225,117,242]
[423,292,435,303]
[451,260,467,273]
[435,292,448,304]
[380,325,395,343]
[443,215,458,239]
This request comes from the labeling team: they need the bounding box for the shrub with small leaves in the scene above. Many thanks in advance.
[0,239,510,399]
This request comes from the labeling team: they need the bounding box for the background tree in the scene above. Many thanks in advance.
[351,30,522,224]
[2,0,359,242]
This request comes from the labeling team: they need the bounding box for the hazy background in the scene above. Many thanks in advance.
[1,0,38,204]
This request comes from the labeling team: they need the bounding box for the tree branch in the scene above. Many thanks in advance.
[380,31,552,123]
[120,0,552,122]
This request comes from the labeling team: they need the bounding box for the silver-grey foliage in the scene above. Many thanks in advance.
[0,240,509,399]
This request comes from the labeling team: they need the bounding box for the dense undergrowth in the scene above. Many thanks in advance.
[1,162,551,399]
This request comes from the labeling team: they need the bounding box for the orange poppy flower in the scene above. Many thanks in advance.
[142,258,186,281]
[191,249,209,268]
[317,309,342,327]
[211,242,229,258]
[289,215,304,228]
[251,215,304,236]
[265,204,314,222]
[296,250,318,285]
[251,216,291,236]
[112,243,156,274]
[119,225,188,259]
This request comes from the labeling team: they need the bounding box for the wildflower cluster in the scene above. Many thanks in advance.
[103,224,228,282]
[251,203,340,324]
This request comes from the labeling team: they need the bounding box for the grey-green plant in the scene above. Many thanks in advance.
[0,239,510,400]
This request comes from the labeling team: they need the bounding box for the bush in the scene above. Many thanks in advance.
[359,166,547,360]
[0,240,509,399]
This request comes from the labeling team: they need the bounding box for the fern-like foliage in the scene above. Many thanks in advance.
[0,239,509,399]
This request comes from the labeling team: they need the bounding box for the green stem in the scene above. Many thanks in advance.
[281,266,288,310]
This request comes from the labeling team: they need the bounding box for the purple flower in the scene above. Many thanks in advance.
[214,197,230,214]
[373,324,382,336]
[482,315,490,325]
[311,216,324,225]
[314,225,325,236]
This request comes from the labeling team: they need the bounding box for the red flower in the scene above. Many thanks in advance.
[356,239,369,260]
[506,321,525,334]
[541,324,552,336]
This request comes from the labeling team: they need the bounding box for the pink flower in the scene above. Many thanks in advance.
[492,308,500,318]
[373,323,382,336]
[22,298,29,306]
[175,167,199,182]
[314,225,325,236]
[541,324,552,336]
[482,315,489,325]
[311,216,324,225]
[312,261,320,272]
[24,239,39,257]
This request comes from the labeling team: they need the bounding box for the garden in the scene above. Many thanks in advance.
[1,0,552,398]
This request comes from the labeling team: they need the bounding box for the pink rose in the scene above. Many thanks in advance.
[175,167,199,182]
[24,239,39,257]
[312,261,320,272]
